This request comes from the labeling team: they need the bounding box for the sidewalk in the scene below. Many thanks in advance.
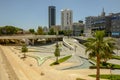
[0,49,9,80]
[0,45,110,80]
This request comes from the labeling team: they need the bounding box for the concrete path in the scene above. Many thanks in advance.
[0,43,110,80]
[64,37,120,75]
[0,49,9,80]
[0,45,43,80]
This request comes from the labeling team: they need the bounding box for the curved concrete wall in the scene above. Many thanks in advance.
[63,38,74,50]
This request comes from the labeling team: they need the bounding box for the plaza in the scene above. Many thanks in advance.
[1,37,120,80]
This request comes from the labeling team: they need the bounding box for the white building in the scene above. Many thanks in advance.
[61,9,73,30]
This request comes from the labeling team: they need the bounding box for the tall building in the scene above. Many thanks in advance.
[61,9,73,30]
[48,6,56,29]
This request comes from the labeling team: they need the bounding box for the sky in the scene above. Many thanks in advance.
[0,0,120,30]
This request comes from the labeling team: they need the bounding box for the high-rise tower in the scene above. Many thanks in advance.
[48,6,56,29]
[61,9,73,30]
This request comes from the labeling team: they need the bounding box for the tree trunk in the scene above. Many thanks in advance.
[56,57,58,64]
[96,54,100,80]
[24,53,26,58]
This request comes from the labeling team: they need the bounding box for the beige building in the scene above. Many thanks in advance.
[61,9,73,30]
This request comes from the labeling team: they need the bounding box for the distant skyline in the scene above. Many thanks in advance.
[0,0,120,30]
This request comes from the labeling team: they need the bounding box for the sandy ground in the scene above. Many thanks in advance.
[0,45,110,80]
[0,48,9,80]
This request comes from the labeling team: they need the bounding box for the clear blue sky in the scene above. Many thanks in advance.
[0,0,120,30]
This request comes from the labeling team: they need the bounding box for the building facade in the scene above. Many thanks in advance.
[111,13,120,37]
[48,6,56,29]
[61,9,73,30]
[91,16,106,31]
[72,22,84,36]
[84,16,97,36]
[85,11,120,37]
[91,9,106,33]
[85,9,114,37]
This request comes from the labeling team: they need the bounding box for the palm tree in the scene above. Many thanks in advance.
[100,38,116,63]
[54,42,60,64]
[84,31,116,80]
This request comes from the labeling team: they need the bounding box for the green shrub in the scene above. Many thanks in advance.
[89,63,120,69]
[89,74,120,80]
[112,55,120,60]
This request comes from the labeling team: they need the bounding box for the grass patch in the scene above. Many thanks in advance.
[112,55,120,60]
[89,74,120,80]
[90,63,120,69]
[58,55,72,63]
[50,55,72,66]
[90,58,96,62]
[89,58,120,69]
[110,63,120,69]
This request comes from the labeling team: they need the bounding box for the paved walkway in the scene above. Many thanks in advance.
[0,45,43,80]
[63,37,120,74]
[0,42,111,80]
[63,37,87,58]
[0,49,9,80]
